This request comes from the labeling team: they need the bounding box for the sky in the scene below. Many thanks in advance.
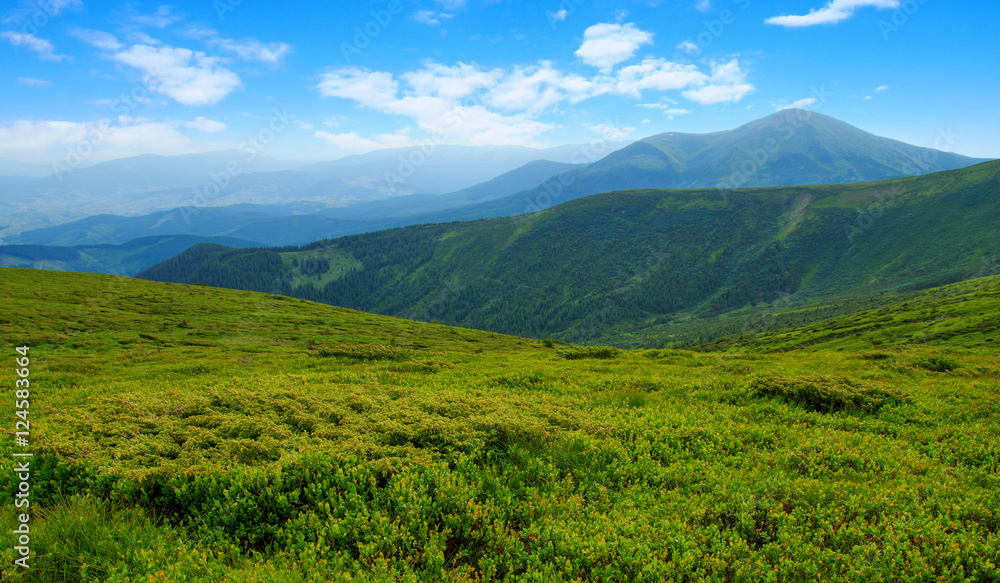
[1,0,997,167]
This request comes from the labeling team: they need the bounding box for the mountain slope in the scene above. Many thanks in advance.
[1,267,998,580]
[0,234,262,275]
[139,160,1000,346]
[437,109,991,220]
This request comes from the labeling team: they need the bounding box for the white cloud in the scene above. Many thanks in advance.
[676,40,699,55]
[551,9,568,21]
[682,59,754,104]
[185,26,292,64]
[614,58,709,96]
[184,116,227,133]
[575,23,653,72]
[765,0,900,27]
[864,95,873,100]
[402,62,504,100]
[317,56,753,147]
[588,123,635,140]
[0,118,191,164]
[317,66,552,146]
[114,44,242,106]
[639,101,693,118]
[17,77,52,87]
[875,85,889,92]
[128,5,181,28]
[489,63,595,113]
[209,37,292,64]
[0,31,71,61]
[695,0,712,12]
[414,10,455,25]
[71,28,124,51]
[777,97,818,110]
[314,131,413,152]
[317,67,399,106]
[2,0,82,24]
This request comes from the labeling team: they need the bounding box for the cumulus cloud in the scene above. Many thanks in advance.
[676,40,699,55]
[551,9,568,22]
[113,44,242,105]
[316,55,753,148]
[765,0,900,27]
[184,116,227,133]
[1,31,71,61]
[317,65,552,146]
[575,23,653,72]
[681,59,754,104]
[876,85,889,92]
[614,58,710,96]
[74,30,241,105]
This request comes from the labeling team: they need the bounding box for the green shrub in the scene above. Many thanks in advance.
[561,346,619,360]
[749,375,909,413]
[311,342,408,361]
[914,355,960,372]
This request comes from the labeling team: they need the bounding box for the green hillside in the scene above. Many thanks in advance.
[0,267,997,582]
[139,160,1000,347]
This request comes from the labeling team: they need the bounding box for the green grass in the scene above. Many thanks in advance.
[1,267,998,581]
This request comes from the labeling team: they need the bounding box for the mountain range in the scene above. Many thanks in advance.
[0,142,625,241]
[5,110,989,259]
[138,158,1000,347]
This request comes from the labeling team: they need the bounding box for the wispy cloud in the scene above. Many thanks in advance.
[765,0,899,27]
[17,77,52,87]
[1,31,71,61]
[776,97,818,110]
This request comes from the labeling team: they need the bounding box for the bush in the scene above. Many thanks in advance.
[310,342,408,361]
[749,375,909,413]
[561,346,620,360]
[914,356,960,372]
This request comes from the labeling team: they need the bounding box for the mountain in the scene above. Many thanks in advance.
[6,161,584,247]
[321,159,584,221]
[9,203,332,247]
[0,157,53,177]
[138,160,1000,347]
[431,109,992,220]
[0,234,263,276]
[0,143,626,240]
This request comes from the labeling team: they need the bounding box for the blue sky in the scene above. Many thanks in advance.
[1,0,997,166]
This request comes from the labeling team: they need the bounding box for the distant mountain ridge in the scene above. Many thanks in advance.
[441,109,991,219]
[138,160,1000,347]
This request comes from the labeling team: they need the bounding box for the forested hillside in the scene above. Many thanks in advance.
[139,160,1000,347]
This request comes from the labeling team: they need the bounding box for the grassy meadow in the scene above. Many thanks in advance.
[0,267,998,581]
